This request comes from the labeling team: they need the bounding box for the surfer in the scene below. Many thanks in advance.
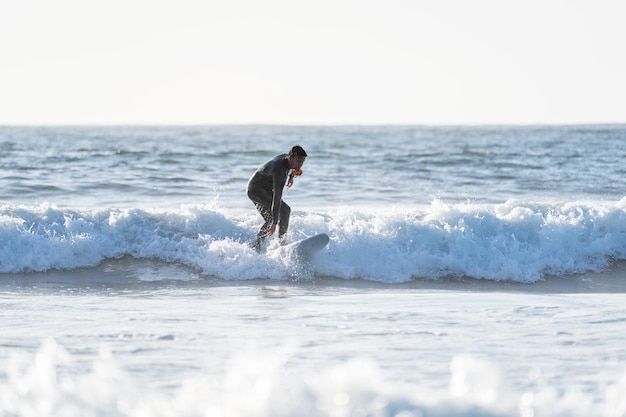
[247,145,307,251]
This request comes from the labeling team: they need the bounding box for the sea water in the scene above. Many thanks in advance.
[1,125,625,416]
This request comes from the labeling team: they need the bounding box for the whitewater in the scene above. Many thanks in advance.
[1,125,625,416]
[2,198,626,282]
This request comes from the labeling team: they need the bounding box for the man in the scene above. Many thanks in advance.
[247,145,307,251]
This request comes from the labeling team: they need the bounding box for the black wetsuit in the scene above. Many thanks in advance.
[247,153,292,242]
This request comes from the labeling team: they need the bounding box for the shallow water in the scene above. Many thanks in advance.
[2,266,626,417]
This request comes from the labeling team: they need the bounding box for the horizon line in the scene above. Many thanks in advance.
[2,121,626,128]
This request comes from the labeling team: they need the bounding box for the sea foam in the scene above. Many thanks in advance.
[2,338,624,417]
[1,198,625,282]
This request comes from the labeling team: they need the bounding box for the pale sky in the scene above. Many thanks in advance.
[1,0,625,125]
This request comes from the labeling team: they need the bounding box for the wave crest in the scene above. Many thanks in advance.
[1,199,625,283]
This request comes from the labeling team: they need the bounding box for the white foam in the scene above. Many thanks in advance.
[1,339,623,417]
[1,198,625,282]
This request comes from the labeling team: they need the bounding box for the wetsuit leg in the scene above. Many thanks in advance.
[247,188,273,250]
[278,201,290,238]
[248,187,291,247]
[253,202,273,238]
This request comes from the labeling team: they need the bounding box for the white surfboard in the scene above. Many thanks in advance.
[270,233,330,261]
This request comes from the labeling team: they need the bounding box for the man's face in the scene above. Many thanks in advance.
[289,156,306,170]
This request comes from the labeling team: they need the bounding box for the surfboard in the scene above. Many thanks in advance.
[269,233,330,261]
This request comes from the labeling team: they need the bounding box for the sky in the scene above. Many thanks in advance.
[1,0,625,125]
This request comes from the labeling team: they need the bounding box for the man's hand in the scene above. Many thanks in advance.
[266,223,277,236]
[286,168,301,189]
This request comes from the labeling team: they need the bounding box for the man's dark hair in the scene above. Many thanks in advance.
[289,145,307,157]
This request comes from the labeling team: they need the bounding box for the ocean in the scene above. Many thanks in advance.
[1,125,625,416]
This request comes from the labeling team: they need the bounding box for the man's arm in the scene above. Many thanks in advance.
[266,171,286,236]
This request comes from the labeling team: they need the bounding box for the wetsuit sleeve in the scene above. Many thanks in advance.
[271,171,286,223]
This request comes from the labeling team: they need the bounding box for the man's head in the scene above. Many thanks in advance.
[289,145,307,158]
[288,145,307,169]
